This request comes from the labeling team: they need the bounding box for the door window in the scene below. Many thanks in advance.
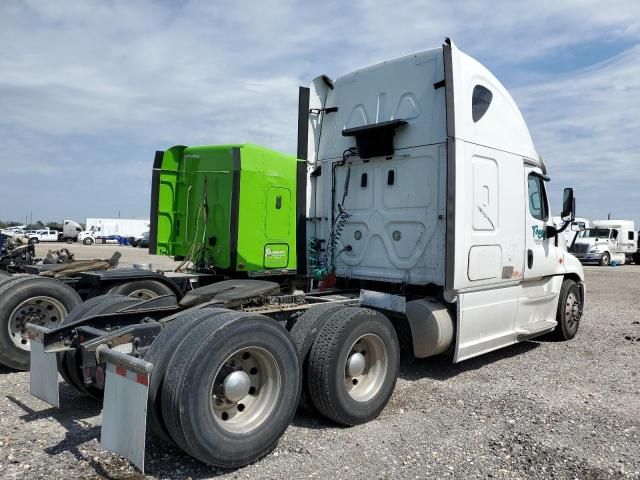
[527,174,548,221]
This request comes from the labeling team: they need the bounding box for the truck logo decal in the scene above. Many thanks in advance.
[531,225,545,242]
[265,247,286,259]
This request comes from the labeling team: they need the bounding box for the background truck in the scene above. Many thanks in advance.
[25,39,584,473]
[62,219,83,243]
[570,219,636,265]
[79,217,150,245]
[26,228,59,243]
[552,216,590,248]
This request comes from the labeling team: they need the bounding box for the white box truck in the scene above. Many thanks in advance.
[78,218,150,245]
[27,39,585,472]
[571,219,636,265]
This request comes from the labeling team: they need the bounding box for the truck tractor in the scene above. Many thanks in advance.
[26,39,585,473]
[571,219,636,265]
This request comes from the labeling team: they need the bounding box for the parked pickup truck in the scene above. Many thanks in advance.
[27,229,60,244]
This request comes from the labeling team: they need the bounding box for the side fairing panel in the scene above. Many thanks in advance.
[450,139,526,291]
[154,145,185,256]
[446,40,534,293]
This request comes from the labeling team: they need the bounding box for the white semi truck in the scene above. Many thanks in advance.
[571,219,637,265]
[26,39,584,472]
[78,217,150,245]
[62,219,83,243]
[552,216,590,248]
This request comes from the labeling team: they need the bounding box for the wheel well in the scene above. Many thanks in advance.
[387,313,415,359]
[564,273,582,284]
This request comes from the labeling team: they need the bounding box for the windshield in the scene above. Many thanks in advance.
[579,228,610,239]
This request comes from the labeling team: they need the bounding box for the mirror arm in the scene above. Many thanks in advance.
[556,220,571,234]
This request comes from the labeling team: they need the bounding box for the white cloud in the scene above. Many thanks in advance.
[0,0,639,222]
[512,44,640,221]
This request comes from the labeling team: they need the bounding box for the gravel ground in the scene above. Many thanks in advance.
[0,265,639,479]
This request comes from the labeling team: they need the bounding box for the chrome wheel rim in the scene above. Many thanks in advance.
[211,347,281,434]
[345,334,388,402]
[8,296,68,351]
[565,292,581,330]
[128,288,157,300]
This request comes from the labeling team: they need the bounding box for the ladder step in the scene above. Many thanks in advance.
[516,320,557,340]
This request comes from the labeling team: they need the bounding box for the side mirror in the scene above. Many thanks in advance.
[561,187,575,222]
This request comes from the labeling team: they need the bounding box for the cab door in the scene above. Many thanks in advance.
[516,166,560,333]
[523,168,557,279]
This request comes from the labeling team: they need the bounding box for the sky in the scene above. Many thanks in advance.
[1,0,639,226]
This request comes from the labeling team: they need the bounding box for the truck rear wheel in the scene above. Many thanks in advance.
[108,280,174,300]
[307,307,400,426]
[161,311,301,468]
[0,276,81,370]
[290,304,347,412]
[143,307,228,444]
[58,295,141,397]
[551,279,582,341]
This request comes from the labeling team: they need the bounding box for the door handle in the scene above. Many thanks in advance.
[527,249,534,269]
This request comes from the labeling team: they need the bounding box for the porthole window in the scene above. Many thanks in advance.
[472,85,493,122]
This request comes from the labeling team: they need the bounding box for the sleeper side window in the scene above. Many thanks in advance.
[472,85,493,122]
[628,231,634,241]
[527,174,548,221]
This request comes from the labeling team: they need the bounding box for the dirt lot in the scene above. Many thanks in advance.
[0,263,639,479]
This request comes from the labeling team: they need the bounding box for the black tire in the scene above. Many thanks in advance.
[161,311,301,468]
[551,279,582,341]
[83,238,93,245]
[29,237,38,244]
[143,308,228,445]
[0,273,33,286]
[0,277,82,370]
[108,280,174,299]
[59,295,141,398]
[307,307,400,426]
[633,252,640,265]
[290,304,347,412]
[65,238,73,244]
[600,252,610,266]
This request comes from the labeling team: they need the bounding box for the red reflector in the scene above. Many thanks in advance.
[116,365,127,377]
[136,373,148,386]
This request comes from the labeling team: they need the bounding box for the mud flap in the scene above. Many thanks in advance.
[28,325,60,408]
[99,346,153,473]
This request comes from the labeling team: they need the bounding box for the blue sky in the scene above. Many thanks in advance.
[1,0,639,225]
